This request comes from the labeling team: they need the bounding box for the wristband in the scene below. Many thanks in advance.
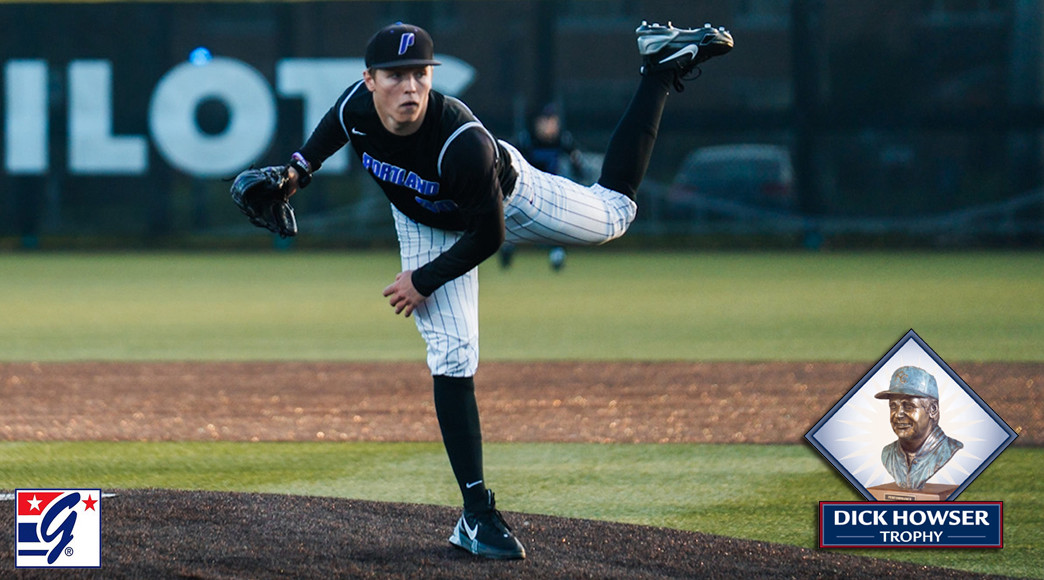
[289,152,312,188]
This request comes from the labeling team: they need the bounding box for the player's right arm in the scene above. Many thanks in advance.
[290,82,363,187]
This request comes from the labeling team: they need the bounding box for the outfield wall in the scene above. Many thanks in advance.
[1,1,1042,247]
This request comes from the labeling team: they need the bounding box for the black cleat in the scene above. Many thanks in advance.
[637,21,734,91]
[448,490,526,560]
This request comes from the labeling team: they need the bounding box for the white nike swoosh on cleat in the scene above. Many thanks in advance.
[463,518,479,540]
[659,44,699,65]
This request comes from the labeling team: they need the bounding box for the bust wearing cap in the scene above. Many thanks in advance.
[876,366,964,490]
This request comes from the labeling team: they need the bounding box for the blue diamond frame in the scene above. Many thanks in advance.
[805,329,1018,501]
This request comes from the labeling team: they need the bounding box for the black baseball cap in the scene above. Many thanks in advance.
[365,23,442,69]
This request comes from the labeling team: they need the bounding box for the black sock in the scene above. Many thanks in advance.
[597,72,672,200]
[432,375,488,511]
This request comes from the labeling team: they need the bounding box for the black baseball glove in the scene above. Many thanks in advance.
[230,165,297,238]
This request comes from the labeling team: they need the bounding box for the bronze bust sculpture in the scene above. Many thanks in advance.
[876,366,963,491]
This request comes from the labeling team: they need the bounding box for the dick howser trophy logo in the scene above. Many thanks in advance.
[805,330,1017,548]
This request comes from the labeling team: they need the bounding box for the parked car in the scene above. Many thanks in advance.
[666,144,796,219]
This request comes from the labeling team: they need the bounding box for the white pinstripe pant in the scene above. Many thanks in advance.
[393,140,637,377]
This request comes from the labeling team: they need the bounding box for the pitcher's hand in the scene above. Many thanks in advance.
[382,270,426,317]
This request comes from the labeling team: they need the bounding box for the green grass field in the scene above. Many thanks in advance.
[1,250,1041,577]
[1,250,1041,361]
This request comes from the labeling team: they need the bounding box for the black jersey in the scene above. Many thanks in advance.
[297,81,517,296]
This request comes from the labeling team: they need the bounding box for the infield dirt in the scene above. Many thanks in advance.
[0,361,1039,444]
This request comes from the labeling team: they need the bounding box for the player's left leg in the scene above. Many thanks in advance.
[599,21,733,200]
[501,141,637,246]
[500,22,731,248]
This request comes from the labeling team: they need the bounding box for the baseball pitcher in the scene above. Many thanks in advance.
[232,20,732,560]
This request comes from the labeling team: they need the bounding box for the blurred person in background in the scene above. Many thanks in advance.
[501,103,586,272]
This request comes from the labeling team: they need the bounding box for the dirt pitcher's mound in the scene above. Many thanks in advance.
[0,490,1012,579]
